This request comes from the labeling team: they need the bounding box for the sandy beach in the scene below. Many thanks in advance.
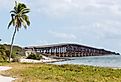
[19,55,66,63]
[0,66,15,82]
[19,58,65,63]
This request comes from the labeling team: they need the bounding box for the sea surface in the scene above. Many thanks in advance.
[51,55,121,68]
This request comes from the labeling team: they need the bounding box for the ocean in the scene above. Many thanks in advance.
[51,55,121,68]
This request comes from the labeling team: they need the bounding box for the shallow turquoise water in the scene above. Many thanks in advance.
[51,55,121,68]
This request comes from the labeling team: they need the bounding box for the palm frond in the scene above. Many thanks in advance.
[22,9,30,14]
[19,8,30,15]
[15,1,17,7]
[17,18,21,28]
[14,1,18,13]
[17,3,27,13]
[10,10,16,14]
[8,1,30,30]
[11,14,15,26]
[22,11,30,14]
[20,17,27,29]
[22,15,30,26]
[11,14,15,17]
[8,20,13,29]
[22,8,30,12]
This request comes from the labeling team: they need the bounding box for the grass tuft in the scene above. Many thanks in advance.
[1,63,121,82]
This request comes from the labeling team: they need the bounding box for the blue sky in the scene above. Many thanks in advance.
[0,0,121,53]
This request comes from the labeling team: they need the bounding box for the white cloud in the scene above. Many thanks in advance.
[0,0,30,11]
[1,0,121,52]
[76,20,121,39]
[49,30,77,40]
[1,0,121,17]
[28,0,121,17]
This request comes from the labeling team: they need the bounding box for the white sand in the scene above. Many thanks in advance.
[20,55,63,63]
[20,58,59,63]
[0,66,12,71]
[0,75,15,82]
[0,66,15,82]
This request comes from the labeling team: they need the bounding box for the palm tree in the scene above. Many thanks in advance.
[8,1,30,62]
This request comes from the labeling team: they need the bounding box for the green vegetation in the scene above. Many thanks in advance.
[8,1,30,62]
[27,53,42,60]
[0,45,9,62]
[3,44,25,57]
[0,44,25,62]
[1,63,121,82]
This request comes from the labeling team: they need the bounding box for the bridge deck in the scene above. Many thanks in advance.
[24,43,118,57]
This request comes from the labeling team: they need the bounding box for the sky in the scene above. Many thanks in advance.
[0,0,121,53]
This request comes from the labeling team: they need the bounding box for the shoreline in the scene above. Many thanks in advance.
[19,58,121,69]
[19,55,73,63]
[19,55,121,69]
[19,58,70,63]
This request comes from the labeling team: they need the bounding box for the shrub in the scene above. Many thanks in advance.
[0,45,8,62]
[27,53,42,60]
[0,44,25,62]
[12,57,20,62]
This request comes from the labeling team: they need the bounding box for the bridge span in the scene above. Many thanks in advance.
[24,43,119,57]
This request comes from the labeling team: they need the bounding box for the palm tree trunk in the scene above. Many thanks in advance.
[9,27,17,62]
